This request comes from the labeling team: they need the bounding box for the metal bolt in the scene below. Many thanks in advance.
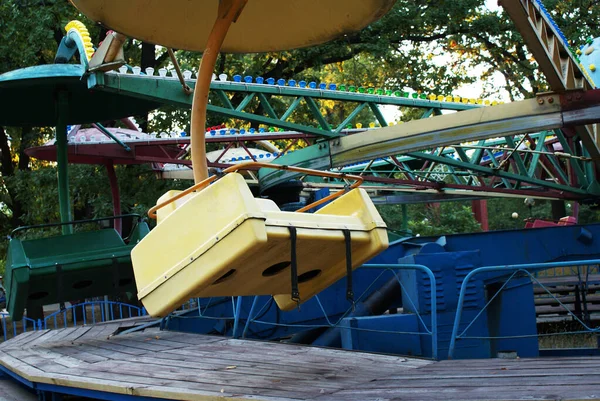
[566,94,572,101]
[547,97,554,104]
[576,93,582,100]
[537,98,545,105]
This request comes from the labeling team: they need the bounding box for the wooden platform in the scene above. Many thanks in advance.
[0,324,600,400]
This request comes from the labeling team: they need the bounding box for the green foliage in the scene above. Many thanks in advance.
[378,202,483,236]
[1,0,600,267]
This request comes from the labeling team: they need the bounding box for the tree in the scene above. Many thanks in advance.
[1,0,600,266]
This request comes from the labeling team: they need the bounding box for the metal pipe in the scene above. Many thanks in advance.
[242,296,259,338]
[105,164,122,236]
[232,296,243,339]
[147,161,364,219]
[56,91,73,235]
[311,275,401,348]
[401,204,408,232]
[448,259,600,359]
[190,0,248,183]
[92,123,131,152]
[10,214,141,237]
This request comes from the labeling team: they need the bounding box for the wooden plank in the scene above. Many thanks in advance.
[1,330,50,349]
[0,352,49,380]
[5,348,82,370]
[85,359,342,393]
[143,330,227,346]
[356,374,600,388]
[76,342,375,379]
[31,327,79,344]
[25,328,69,347]
[38,361,331,400]
[137,384,293,401]
[76,338,150,356]
[0,330,38,349]
[101,337,187,352]
[224,338,426,366]
[79,349,360,384]
[43,343,109,364]
[318,384,600,401]
[58,325,93,343]
[160,347,418,375]
[2,325,600,401]
[119,334,221,350]
[171,342,427,368]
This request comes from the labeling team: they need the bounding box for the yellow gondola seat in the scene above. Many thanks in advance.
[132,173,388,317]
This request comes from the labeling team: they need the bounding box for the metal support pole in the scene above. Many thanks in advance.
[93,123,131,151]
[105,164,122,236]
[56,91,72,235]
[448,259,600,359]
[471,199,489,231]
[232,296,243,339]
[242,296,260,338]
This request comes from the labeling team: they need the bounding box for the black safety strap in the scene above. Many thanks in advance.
[288,226,300,305]
[55,264,65,311]
[342,229,355,306]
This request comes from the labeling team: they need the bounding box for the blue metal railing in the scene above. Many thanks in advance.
[0,313,38,341]
[0,300,147,341]
[448,259,600,359]
[42,301,146,330]
[237,263,438,359]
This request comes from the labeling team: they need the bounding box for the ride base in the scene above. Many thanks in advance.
[0,322,599,400]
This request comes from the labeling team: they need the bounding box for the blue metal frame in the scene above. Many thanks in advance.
[0,300,146,342]
[42,301,146,330]
[238,263,438,359]
[0,315,37,342]
[448,259,600,359]
[362,264,438,360]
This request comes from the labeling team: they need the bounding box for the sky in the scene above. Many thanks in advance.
[382,0,510,123]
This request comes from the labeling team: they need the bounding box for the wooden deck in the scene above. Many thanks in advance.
[0,324,599,400]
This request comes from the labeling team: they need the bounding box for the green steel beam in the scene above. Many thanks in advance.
[89,72,481,140]
[235,93,255,112]
[215,89,234,109]
[208,104,337,137]
[526,132,546,178]
[304,97,331,131]
[368,103,388,127]
[421,108,435,118]
[257,93,279,119]
[405,151,588,195]
[90,73,335,137]
[279,96,302,121]
[258,142,331,192]
[554,129,589,187]
[503,136,528,177]
[485,148,514,189]
[334,103,368,134]
[208,80,480,111]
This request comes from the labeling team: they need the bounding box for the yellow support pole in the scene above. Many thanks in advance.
[190,0,248,183]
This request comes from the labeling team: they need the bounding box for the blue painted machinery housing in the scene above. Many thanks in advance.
[166,223,600,360]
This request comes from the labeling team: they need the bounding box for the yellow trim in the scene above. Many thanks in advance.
[65,20,94,61]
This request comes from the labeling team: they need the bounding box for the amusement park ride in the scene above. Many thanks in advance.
[1,0,600,399]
